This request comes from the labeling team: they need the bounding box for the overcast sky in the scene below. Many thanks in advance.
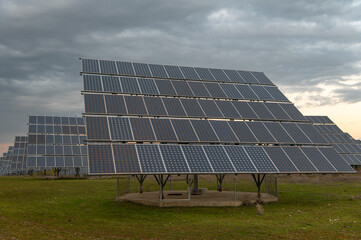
[1,0,361,152]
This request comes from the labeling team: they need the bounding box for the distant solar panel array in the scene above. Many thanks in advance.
[9,136,28,174]
[0,147,13,175]
[82,59,354,175]
[26,116,88,172]
[306,116,361,166]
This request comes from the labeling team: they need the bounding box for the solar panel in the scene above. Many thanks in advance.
[231,102,258,119]
[159,145,189,173]
[104,95,127,115]
[264,103,291,120]
[133,63,152,77]
[264,86,289,102]
[102,76,122,92]
[155,79,177,96]
[281,123,311,144]
[228,121,258,143]
[181,99,205,117]
[204,82,227,98]
[138,78,159,95]
[263,122,294,143]
[223,69,245,83]
[86,117,110,140]
[234,85,259,100]
[190,120,219,142]
[251,72,274,85]
[99,60,117,74]
[209,120,239,142]
[83,75,102,91]
[171,119,199,142]
[172,80,194,96]
[297,124,327,144]
[88,144,114,174]
[82,59,99,73]
[282,147,317,172]
[108,117,133,141]
[119,77,141,94]
[181,145,213,173]
[223,146,257,172]
[214,100,241,119]
[115,61,135,75]
[194,67,215,81]
[129,118,156,141]
[219,83,243,99]
[243,146,278,172]
[151,118,178,142]
[143,97,167,116]
[124,96,147,115]
[246,122,276,143]
[209,68,230,82]
[249,102,275,120]
[250,86,274,101]
[198,100,224,118]
[162,98,187,117]
[84,94,106,114]
[264,147,298,172]
[237,71,259,84]
[148,64,168,78]
[179,66,200,80]
[188,81,211,97]
[300,147,335,172]
[164,65,184,79]
[203,145,235,172]
[280,104,307,121]
[318,148,354,172]
[137,145,165,173]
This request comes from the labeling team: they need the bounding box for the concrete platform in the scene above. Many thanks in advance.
[117,190,278,207]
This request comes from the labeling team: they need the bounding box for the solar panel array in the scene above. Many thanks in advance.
[26,116,88,172]
[81,59,354,175]
[306,116,361,166]
[0,147,13,175]
[9,136,28,174]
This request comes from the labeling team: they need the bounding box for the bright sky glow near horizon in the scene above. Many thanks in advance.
[0,0,361,153]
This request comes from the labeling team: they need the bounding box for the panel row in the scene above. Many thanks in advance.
[84,94,306,122]
[28,124,86,135]
[332,144,361,154]
[83,75,287,101]
[27,145,88,156]
[29,116,84,125]
[26,156,88,168]
[14,142,27,149]
[341,154,361,165]
[88,144,353,175]
[28,134,86,145]
[86,116,328,145]
[321,133,353,143]
[305,116,333,124]
[15,136,28,142]
[82,59,275,85]
[313,124,343,133]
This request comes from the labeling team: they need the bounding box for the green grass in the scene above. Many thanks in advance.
[0,175,361,239]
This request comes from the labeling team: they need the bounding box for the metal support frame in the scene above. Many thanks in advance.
[215,174,226,192]
[135,175,147,193]
[234,174,237,201]
[53,168,61,178]
[186,175,194,200]
[75,167,80,177]
[154,175,171,200]
[252,174,266,202]
[192,174,200,195]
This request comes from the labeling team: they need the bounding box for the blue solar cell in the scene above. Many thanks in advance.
[64,146,72,155]
[246,122,276,143]
[69,117,77,125]
[228,121,258,143]
[74,157,83,167]
[194,67,215,81]
[162,98,187,117]
[28,125,36,133]
[204,82,227,98]
[181,99,205,117]
[237,71,259,84]
[282,147,317,172]
[113,144,141,174]
[88,144,115,174]
[46,146,55,155]
[84,94,106,114]
[116,61,135,75]
[138,78,159,95]
[231,102,258,119]
[223,69,245,83]
[148,64,168,78]
[61,117,69,125]
[29,116,37,124]
[37,157,46,167]
[137,145,165,173]
[82,59,99,73]
[129,118,156,141]
[164,65,184,79]
[243,146,278,172]
[119,77,141,94]
[190,120,219,142]
[264,86,289,102]
[46,157,55,167]
[263,122,294,143]
[250,86,274,101]
[45,135,54,144]
[264,147,298,172]
[203,145,235,172]
[223,146,257,172]
[181,145,213,173]
[209,68,230,82]
[102,76,121,92]
[155,79,176,96]
[179,66,200,80]
[64,157,73,167]
[198,100,224,118]
[188,81,211,97]
[45,116,53,124]
[219,84,243,99]
[151,118,178,142]
[172,81,194,96]
[99,60,117,74]
[55,156,64,167]
[281,123,311,144]
[160,145,189,173]
[280,104,307,121]
[214,100,241,119]
[108,117,133,141]
[133,63,152,77]
[297,124,327,144]
[171,119,199,142]
[234,85,259,100]
[249,102,275,120]
[104,95,127,115]
[143,97,167,116]
[251,72,274,85]
[209,120,238,143]
[300,147,336,172]
[264,103,291,120]
[37,116,45,124]
[86,117,110,140]
[124,96,147,115]
[55,146,63,155]
[318,148,354,172]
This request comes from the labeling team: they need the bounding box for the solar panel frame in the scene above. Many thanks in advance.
[137,145,166,173]
[264,147,298,173]
[203,145,236,173]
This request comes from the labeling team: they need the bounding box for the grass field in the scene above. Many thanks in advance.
[0,174,361,239]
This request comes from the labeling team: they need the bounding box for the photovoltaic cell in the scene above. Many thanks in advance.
[243,146,278,172]
[181,145,213,173]
[155,79,176,96]
[148,64,168,78]
[138,78,159,95]
[300,147,335,172]
[264,147,298,172]
[151,118,178,141]
[264,86,289,102]
[133,63,152,77]
[137,145,165,173]
[297,124,327,144]
[223,69,245,83]
[108,117,133,141]
[172,81,194,97]
[282,147,317,172]
[209,120,238,142]
[203,145,235,172]
[263,122,294,143]
[179,66,200,80]
[281,123,311,144]
[215,100,241,119]
[194,67,215,81]
[198,100,224,118]
[116,61,135,75]
[190,120,219,142]
[318,148,354,172]
[208,68,230,82]
[223,146,257,172]
[188,82,211,97]
[129,118,156,141]
[264,103,291,120]
[280,104,307,121]
[171,119,199,142]
[99,60,117,74]
[228,121,258,143]
[83,75,102,91]
[88,144,114,174]
[237,71,259,84]
[164,65,184,79]
[160,145,189,173]
[104,95,127,115]
[181,99,205,117]
[124,96,147,115]
[234,85,259,100]
[246,122,276,143]
[231,102,258,119]
[102,76,121,92]
[204,82,227,98]
[162,98,187,117]
[250,86,274,101]
[249,102,275,120]
[82,59,99,73]
[113,144,140,173]
[119,77,141,94]
[219,83,243,99]
[86,117,110,140]
[143,97,167,116]
[251,72,273,85]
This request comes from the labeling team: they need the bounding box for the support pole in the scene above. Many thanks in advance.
[154,175,170,200]
[234,175,237,202]
[116,177,119,199]
[135,175,147,193]
[192,174,200,195]
[252,174,266,203]
[216,174,226,192]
